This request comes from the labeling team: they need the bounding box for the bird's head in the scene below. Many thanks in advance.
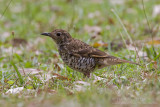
[41,29,72,44]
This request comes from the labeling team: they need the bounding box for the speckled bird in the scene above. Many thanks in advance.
[41,29,139,77]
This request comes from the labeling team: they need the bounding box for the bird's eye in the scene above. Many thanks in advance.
[56,32,61,36]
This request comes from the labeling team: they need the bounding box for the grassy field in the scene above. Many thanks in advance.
[0,0,160,106]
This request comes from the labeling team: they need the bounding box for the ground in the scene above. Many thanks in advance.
[0,0,160,106]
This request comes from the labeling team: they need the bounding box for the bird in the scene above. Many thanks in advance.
[41,29,139,77]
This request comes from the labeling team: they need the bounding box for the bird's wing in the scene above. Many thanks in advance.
[65,39,139,65]
[75,48,109,58]
[66,39,109,58]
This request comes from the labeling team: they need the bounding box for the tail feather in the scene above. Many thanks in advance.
[102,56,140,66]
[118,59,140,65]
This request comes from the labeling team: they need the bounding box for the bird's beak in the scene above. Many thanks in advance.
[41,32,51,36]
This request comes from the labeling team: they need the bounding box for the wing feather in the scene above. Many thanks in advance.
[66,39,109,58]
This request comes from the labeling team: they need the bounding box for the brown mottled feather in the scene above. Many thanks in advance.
[65,38,139,65]
[42,29,139,77]
[65,39,109,58]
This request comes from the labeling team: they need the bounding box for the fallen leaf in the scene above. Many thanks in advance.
[92,41,108,48]
[92,40,125,51]
[84,25,102,35]
[18,68,71,82]
[74,81,90,86]
[6,87,24,94]
[93,42,102,48]
[146,39,160,45]
[33,37,46,45]
[84,25,102,41]
[52,72,72,81]
[74,85,86,92]
[18,68,42,75]
[73,81,90,92]
[37,89,56,94]
[11,38,27,47]
[1,46,23,55]
[18,68,54,82]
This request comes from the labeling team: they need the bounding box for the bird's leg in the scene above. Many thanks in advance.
[83,72,90,78]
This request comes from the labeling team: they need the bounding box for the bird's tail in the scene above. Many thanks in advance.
[118,59,140,65]
[102,56,140,66]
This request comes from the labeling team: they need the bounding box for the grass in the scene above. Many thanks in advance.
[0,0,160,106]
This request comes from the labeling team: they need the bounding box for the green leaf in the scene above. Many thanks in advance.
[7,80,14,85]
[25,61,33,68]
[14,53,23,62]
[0,57,4,62]
[26,85,33,89]
[11,61,24,85]
[154,53,160,61]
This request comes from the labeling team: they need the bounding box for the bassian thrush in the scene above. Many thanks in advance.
[41,29,139,77]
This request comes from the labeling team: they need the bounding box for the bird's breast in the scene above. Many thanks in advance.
[59,51,96,73]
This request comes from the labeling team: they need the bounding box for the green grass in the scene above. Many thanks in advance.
[0,0,160,106]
